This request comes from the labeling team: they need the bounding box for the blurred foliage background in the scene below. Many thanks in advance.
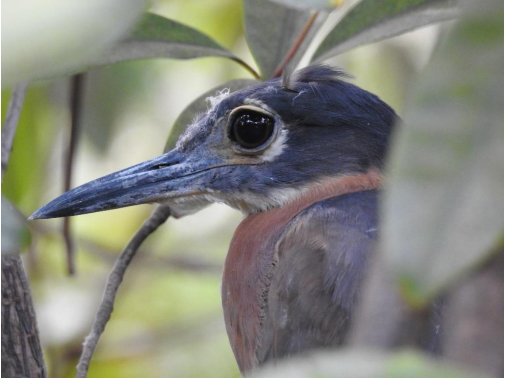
[2,0,500,377]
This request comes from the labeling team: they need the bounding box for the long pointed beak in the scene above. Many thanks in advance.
[29,150,218,220]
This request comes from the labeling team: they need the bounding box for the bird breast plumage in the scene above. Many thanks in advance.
[221,169,382,373]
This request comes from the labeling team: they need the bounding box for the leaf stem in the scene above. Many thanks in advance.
[1,83,29,182]
[272,11,319,79]
[231,57,261,80]
[76,205,172,378]
[63,74,86,276]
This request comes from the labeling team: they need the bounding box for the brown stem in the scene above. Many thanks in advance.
[231,57,261,80]
[63,74,86,276]
[272,12,319,79]
[76,205,172,378]
[1,83,29,182]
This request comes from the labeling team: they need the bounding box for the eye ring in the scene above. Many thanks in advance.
[228,106,276,152]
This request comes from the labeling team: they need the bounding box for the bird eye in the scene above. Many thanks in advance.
[230,110,274,149]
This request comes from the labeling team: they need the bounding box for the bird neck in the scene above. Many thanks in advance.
[222,168,382,372]
[286,168,383,211]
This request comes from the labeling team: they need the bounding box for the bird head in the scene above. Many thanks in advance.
[30,65,396,220]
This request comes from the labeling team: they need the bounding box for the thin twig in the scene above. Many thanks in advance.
[63,74,86,276]
[272,12,319,79]
[1,83,29,182]
[76,205,172,378]
[231,57,261,80]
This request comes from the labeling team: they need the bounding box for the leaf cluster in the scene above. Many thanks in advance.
[2,0,502,377]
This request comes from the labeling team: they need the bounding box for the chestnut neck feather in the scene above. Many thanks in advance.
[221,169,382,373]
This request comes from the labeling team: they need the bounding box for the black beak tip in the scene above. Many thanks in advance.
[28,200,76,220]
[28,206,55,220]
[27,213,37,221]
[26,150,188,221]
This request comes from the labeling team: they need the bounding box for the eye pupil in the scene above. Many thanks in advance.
[232,111,274,149]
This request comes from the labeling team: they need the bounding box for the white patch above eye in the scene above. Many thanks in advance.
[243,98,276,114]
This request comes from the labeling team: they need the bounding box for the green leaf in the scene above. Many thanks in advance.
[1,197,31,255]
[381,1,504,302]
[254,348,483,377]
[2,0,148,87]
[2,85,58,213]
[89,13,241,68]
[164,79,260,153]
[270,0,340,10]
[243,0,327,79]
[312,0,461,63]
[81,62,151,154]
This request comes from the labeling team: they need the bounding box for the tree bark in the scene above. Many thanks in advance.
[2,254,46,378]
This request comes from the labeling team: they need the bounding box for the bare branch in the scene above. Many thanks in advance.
[63,74,86,276]
[2,254,47,378]
[76,205,172,378]
[1,83,29,181]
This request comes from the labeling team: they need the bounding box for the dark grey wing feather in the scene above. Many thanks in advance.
[257,190,379,364]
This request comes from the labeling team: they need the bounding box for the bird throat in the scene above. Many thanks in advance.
[221,169,382,373]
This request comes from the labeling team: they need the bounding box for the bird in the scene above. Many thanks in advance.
[31,65,397,374]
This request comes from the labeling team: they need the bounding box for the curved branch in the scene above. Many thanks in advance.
[230,57,261,80]
[63,74,86,276]
[76,205,172,378]
[1,83,29,181]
